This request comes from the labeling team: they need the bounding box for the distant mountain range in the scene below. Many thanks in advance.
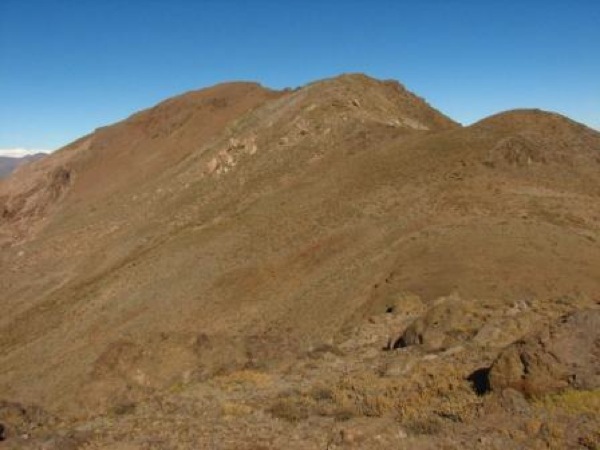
[0,153,46,179]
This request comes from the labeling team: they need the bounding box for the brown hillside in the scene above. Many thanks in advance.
[0,74,599,449]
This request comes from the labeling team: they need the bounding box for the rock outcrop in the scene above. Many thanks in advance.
[489,309,600,396]
[394,297,485,351]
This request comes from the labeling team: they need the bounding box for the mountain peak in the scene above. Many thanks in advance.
[472,108,599,135]
[1,73,600,447]
[277,72,458,132]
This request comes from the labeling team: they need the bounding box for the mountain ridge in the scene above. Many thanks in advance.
[0,73,599,449]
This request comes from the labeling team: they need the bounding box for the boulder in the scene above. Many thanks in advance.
[489,309,600,396]
[394,298,484,351]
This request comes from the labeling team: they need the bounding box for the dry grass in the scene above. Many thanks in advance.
[330,371,398,417]
[533,389,600,415]
[272,357,485,427]
[213,369,273,392]
[221,401,254,417]
[269,392,315,422]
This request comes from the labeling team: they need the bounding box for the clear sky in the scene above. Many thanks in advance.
[1,0,599,153]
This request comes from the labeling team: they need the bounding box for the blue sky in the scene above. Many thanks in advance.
[1,0,599,153]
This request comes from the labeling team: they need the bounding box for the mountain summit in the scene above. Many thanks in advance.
[1,74,599,448]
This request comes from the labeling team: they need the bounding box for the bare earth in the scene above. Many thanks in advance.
[0,74,599,449]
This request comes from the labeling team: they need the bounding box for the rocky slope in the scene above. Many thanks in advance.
[0,74,599,449]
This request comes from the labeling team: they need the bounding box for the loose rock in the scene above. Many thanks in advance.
[489,309,600,396]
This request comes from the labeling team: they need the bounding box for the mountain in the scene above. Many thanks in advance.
[0,74,599,449]
[0,153,46,179]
